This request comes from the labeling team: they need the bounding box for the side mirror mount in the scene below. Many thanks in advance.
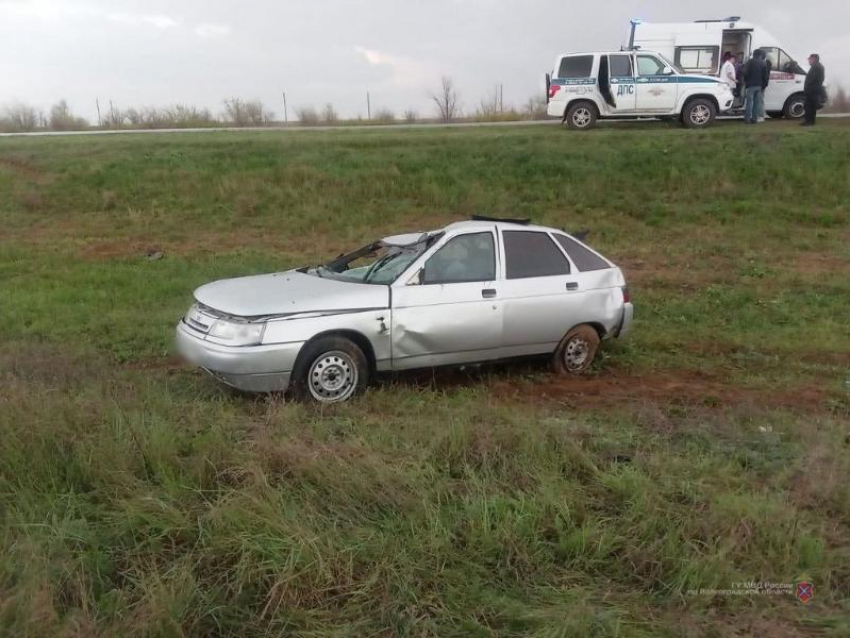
[663,66,675,75]
[408,268,425,286]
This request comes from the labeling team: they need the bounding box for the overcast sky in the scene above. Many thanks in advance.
[1,0,847,121]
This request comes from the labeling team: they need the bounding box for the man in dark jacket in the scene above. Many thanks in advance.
[743,50,770,124]
[802,54,825,126]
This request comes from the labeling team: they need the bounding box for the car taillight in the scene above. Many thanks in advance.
[548,84,561,99]
[622,286,630,304]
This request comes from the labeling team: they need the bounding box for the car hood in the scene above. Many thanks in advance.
[194,270,390,318]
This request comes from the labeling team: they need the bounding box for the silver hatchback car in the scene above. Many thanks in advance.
[176,218,633,402]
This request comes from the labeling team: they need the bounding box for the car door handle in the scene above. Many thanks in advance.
[566,282,579,291]
[482,289,497,299]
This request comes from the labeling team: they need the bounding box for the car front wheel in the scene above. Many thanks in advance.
[552,325,600,375]
[292,336,369,403]
[681,98,717,129]
[783,94,806,119]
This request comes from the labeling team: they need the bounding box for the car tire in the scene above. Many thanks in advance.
[681,98,717,129]
[783,94,806,119]
[565,101,598,131]
[291,336,369,403]
[552,325,600,375]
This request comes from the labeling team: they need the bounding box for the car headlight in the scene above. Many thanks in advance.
[208,319,266,346]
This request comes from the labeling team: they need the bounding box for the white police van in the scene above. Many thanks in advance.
[631,17,809,119]
[546,50,735,130]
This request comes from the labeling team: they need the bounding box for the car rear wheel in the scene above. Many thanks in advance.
[681,98,717,129]
[552,325,600,375]
[292,336,369,403]
[565,101,598,130]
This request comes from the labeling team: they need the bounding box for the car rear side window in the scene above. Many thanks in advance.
[553,234,611,272]
[503,231,570,279]
[558,55,593,78]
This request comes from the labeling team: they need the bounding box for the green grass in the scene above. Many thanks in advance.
[1,121,849,636]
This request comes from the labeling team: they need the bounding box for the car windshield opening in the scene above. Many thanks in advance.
[305,233,441,285]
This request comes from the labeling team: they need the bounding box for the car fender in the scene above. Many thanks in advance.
[676,90,721,113]
[559,94,605,119]
[263,309,392,369]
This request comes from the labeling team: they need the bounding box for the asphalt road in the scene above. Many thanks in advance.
[2,114,849,138]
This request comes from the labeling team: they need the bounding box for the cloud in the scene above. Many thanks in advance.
[354,46,438,88]
[195,23,232,38]
[106,13,180,30]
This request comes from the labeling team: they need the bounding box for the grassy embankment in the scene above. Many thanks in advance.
[1,120,849,636]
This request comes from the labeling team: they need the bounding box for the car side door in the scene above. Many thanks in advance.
[635,53,679,112]
[390,230,503,370]
[608,53,637,112]
[498,229,587,358]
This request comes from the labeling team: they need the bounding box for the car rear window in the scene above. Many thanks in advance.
[553,234,611,272]
[558,55,593,78]
[503,231,570,279]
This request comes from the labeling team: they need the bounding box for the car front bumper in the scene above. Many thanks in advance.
[175,321,304,393]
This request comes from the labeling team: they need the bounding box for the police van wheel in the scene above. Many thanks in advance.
[565,102,598,130]
[681,99,716,129]
[783,95,806,119]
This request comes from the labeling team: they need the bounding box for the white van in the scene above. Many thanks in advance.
[546,50,734,130]
[630,17,809,119]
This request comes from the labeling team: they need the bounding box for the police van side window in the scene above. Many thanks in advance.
[558,55,593,78]
[609,55,633,77]
[637,55,665,76]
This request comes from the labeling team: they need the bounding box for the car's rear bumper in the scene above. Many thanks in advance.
[175,321,303,393]
[547,101,566,118]
[616,303,634,338]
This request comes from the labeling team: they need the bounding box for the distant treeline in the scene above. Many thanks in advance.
[0,81,551,133]
[9,80,842,134]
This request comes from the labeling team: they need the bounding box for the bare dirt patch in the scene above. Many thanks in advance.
[489,368,833,413]
[791,250,850,277]
[0,155,48,183]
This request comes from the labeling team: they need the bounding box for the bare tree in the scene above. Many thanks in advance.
[322,103,339,124]
[475,86,501,121]
[0,102,43,132]
[223,98,274,127]
[524,96,548,120]
[404,109,418,123]
[372,108,395,124]
[824,86,848,113]
[431,76,460,122]
[295,106,320,126]
[48,100,89,130]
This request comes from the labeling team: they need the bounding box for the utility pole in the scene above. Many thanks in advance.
[366,92,371,120]
[95,99,102,127]
[282,92,288,124]
[500,84,504,113]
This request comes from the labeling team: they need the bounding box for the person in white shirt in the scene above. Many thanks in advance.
[720,51,737,88]
[719,51,739,108]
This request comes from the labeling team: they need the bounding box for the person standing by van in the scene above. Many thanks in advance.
[743,50,769,124]
[802,54,825,126]
[758,54,772,122]
[720,52,737,88]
